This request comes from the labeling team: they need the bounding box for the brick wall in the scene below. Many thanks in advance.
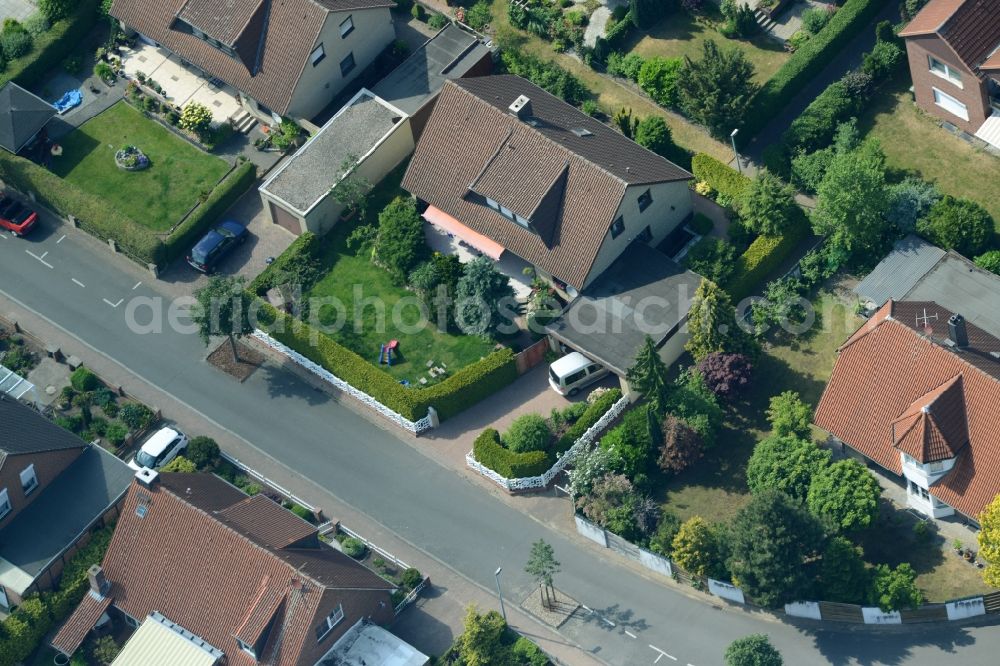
[0,447,83,530]
[905,35,990,134]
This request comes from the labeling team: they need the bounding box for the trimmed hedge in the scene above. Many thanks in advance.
[473,428,550,478]
[740,0,885,142]
[691,153,751,204]
[592,10,635,63]
[554,388,623,453]
[249,231,320,294]
[726,215,810,300]
[261,303,518,422]
[161,161,257,263]
[0,0,101,89]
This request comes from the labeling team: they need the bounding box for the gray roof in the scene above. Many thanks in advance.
[321,620,428,666]
[0,82,56,154]
[0,445,132,581]
[0,397,86,457]
[907,251,1000,340]
[546,243,702,376]
[371,23,492,116]
[854,235,946,307]
[260,90,403,213]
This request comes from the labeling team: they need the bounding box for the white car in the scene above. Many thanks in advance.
[128,427,188,471]
[548,351,610,396]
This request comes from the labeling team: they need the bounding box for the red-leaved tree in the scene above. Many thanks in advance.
[696,352,752,399]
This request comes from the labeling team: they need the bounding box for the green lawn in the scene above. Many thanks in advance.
[51,102,229,232]
[303,164,496,385]
[859,80,1000,235]
[624,10,791,84]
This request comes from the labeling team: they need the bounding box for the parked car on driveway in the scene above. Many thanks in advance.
[548,351,610,396]
[186,220,248,273]
[128,426,189,471]
[0,195,38,236]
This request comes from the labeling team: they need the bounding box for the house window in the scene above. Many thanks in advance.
[339,52,356,77]
[315,604,345,642]
[513,213,531,229]
[932,87,969,121]
[636,225,652,244]
[310,44,326,67]
[340,15,354,38]
[637,189,653,213]
[236,638,257,659]
[610,216,625,239]
[928,56,962,87]
[485,198,500,211]
[0,489,9,520]
[123,613,139,628]
[19,465,37,496]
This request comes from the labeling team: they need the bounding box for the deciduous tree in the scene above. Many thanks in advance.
[456,606,506,666]
[638,57,684,108]
[868,563,922,612]
[978,494,1000,587]
[766,391,813,438]
[373,196,425,284]
[916,195,993,257]
[671,516,727,578]
[807,459,881,532]
[724,634,783,666]
[820,536,870,604]
[746,434,830,501]
[740,171,799,236]
[192,276,254,364]
[696,352,752,399]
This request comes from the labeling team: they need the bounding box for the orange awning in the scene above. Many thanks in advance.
[423,205,505,261]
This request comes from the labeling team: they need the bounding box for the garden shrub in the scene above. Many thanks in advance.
[401,567,423,589]
[70,366,100,392]
[861,39,904,81]
[373,196,426,284]
[503,414,552,453]
[975,250,1000,275]
[606,51,644,80]
[23,13,50,37]
[726,219,810,301]
[683,237,737,285]
[691,153,751,206]
[554,388,622,453]
[592,10,634,64]
[801,6,833,34]
[119,402,155,431]
[186,435,221,470]
[887,177,940,233]
[600,404,655,481]
[105,422,128,448]
[160,455,197,472]
[249,232,321,294]
[916,195,993,257]
[340,537,366,558]
[741,0,885,141]
[781,80,857,158]
[500,48,586,106]
[638,56,684,108]
[0,0,98,89]
[473,428,550,478]
[689,212,713,235]
[0,20,32,60]
[289,503,315,522]
[428,12,448,29]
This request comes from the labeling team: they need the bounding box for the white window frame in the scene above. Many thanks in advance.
[310,43,326,67]
[315,603,345,642]
[928,55,962,88]
[498,205,514,219]
[19,465,37,496]
[0,489,9,520]
[485,197,500,211]
[236,638,257,659]
[339,15,354,38]
[513,213,531,229]
[932,87,969,121]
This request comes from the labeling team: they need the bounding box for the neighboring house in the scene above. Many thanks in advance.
[815,300,1000,523]
[0,397,132,608]
[855,235,1000,340]
[402,75,693,296]
[109,0,395,123]
[0,82,56,154]
[259,24,492,236]
[900,0,1000,149]
[51,472,405,666]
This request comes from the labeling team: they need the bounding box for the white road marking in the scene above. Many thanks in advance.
[582,605,592,612]
[56,234,66,243]
[649,645,677,663]
[0,233,7,239]
[26,249,53,268]
[132,281,142,290]
[103,298,124,308]
[601,617,615,627]
[624,630,637,638]
[71,278,86,288]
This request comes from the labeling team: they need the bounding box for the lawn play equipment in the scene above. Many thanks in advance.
[378,339,399,366]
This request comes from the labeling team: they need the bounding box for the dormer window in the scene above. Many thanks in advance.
[19,465,37,496]
[485,198,532,230]
[236,638,257,660]
[315,603,345,642]
[0,489,10,520]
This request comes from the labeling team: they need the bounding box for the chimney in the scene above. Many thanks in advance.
[508,95,532,120]
[135,467,159,488]
[88,565,110,597]
[948,313,968,348]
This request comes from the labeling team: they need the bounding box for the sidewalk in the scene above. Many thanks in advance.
[0,295,603,666]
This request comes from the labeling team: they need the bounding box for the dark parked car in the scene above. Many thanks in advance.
[0,195,38,236]
[186,220,248,273]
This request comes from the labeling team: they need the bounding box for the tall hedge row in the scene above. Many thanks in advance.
[726,218,810,301]
[554,388,623,453]
[260,304,518,422]
[249,231,320,294]
[740,0,886,141]
[0,0,101,89]
[691,153,752,203]
[473,428,550,479]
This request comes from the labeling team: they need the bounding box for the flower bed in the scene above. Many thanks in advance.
[114,145,149,171]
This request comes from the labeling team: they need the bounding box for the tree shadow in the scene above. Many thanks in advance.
[577,602,650,633]
[254,362,332,406]
[804,621,978,666]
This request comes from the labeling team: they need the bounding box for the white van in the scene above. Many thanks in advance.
[128,427,189,471]
[548,352,609,396]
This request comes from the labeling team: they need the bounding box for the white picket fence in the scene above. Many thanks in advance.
[465,394,631,491]
[252,330,434,434]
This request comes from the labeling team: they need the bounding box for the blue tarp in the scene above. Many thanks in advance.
[53,89,82,114]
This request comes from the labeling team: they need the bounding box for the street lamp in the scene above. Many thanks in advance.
[494,566,507,622]
[730,128,742,175]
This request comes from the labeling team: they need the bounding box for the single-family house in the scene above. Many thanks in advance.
[815,300,1000,523]
[51,471,411,665]
[899,0,1000,148]
[109,0,396,124]
[0,397,132,608]
[0,82,57,154]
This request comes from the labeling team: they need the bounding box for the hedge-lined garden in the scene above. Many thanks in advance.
[0,0,101,89]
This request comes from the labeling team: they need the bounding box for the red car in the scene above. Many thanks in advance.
[0,195,38,236]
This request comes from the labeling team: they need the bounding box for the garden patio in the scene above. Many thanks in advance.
[49,101,230,232]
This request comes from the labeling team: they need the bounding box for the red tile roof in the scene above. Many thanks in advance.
[51,474,393,663]
[109,0,393,115]
[401,76,691,289]
[900,0,1000,71]
[51,593,111,655]
[815,301,1000,519]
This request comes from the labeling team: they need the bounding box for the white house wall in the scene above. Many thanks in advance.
[582,181,692,289]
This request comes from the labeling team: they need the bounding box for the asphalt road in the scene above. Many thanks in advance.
[3,218,999,665]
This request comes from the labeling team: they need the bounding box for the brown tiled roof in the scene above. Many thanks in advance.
[815,300,1000,519]
[52,473,393,665]
[51,593,111,655]
[401,75,691,289]
[900,0,1000,71]
[110,0,393,115]
[216,494,318,549]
